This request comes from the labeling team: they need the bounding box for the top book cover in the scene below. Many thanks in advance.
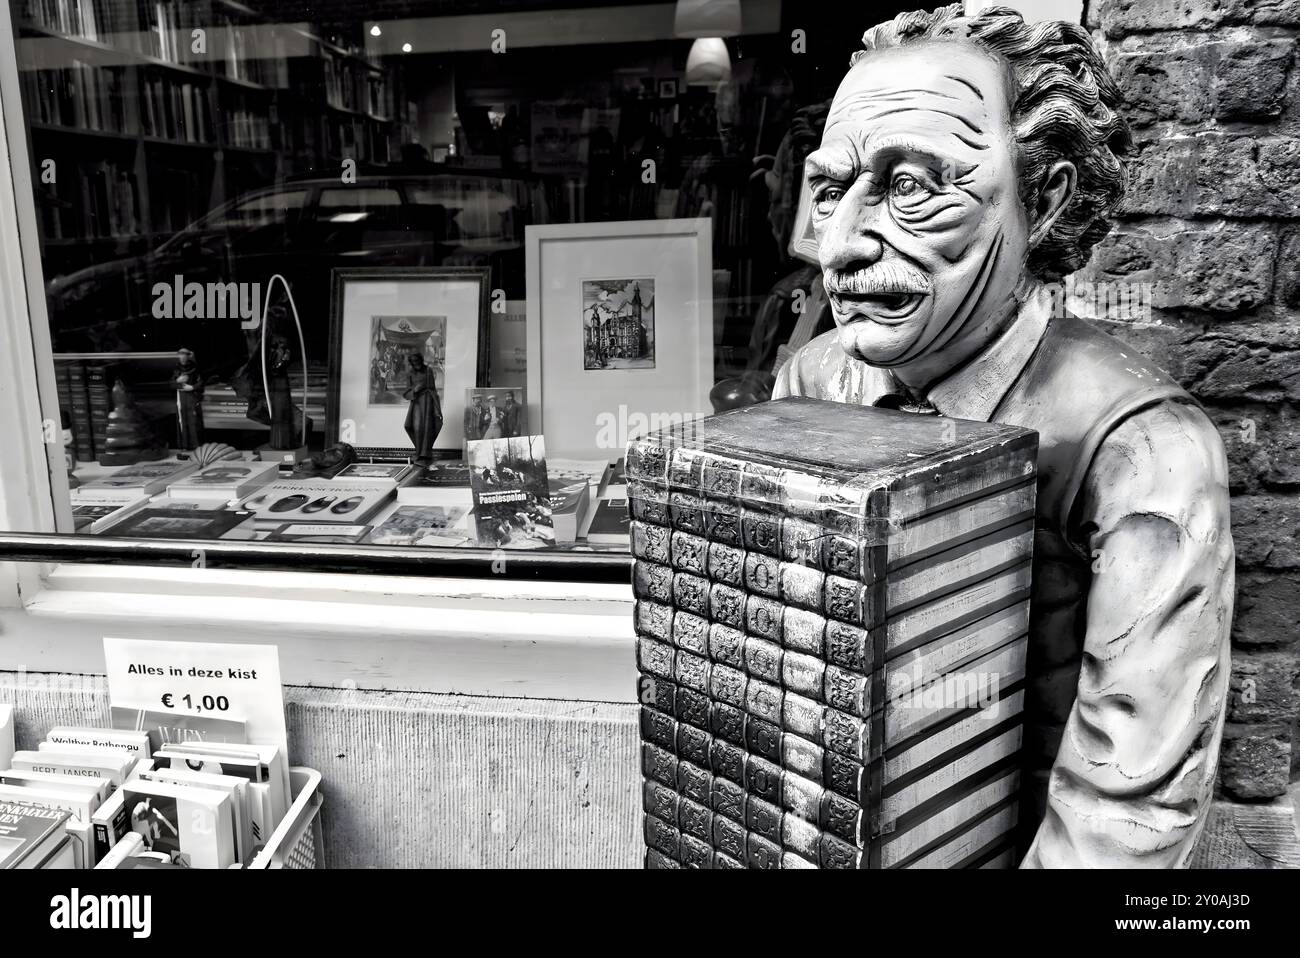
[625,398,1037,534]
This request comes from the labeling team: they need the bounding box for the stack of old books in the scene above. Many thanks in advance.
[628,397,1038,869]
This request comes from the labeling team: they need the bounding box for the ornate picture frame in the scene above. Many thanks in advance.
[327,267,491,459]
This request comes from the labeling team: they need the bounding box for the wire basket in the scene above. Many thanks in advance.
[248,766,324,869]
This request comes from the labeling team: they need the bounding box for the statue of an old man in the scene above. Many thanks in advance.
[775,5,1233,868]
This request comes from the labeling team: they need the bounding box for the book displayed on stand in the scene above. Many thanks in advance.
[467,435,555,549]
[629,398,1038,869]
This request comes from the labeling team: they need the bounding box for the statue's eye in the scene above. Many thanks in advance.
[891,173,926,198]
[813,186,845,216]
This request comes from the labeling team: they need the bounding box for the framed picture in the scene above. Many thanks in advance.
[657,78,678,99]
[463,387,528,444]
[525,218,713,459]
[327,267,491,457]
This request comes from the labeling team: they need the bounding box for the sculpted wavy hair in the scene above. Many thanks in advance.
[854,4,1131,281]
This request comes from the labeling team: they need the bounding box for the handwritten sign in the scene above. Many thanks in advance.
[103,637,287,754]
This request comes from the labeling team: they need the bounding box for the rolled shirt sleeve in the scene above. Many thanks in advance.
[1022,401,1234,868]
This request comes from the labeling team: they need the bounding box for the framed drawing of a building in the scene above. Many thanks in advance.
[525,219,714,460]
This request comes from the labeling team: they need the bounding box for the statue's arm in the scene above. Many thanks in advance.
[1022,401,1233,868]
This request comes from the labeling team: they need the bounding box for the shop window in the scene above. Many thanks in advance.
[2,0,902,576]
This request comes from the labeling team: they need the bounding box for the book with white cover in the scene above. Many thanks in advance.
[548,458,614,498]
[138,767,252,863]
[160,741,288,827]
[12,747,134,788]
[77,460,199,495]
[0,782,98,824]
[46,727,152,762]
[115,779,236,868]
[152,747,275,845]
[236,480,393,523]
[163,460,280,500]
[0,767,110,805]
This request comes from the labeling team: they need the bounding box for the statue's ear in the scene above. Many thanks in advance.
[1028,160,1076,251]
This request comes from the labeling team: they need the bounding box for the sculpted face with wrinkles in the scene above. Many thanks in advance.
[805,43,1036,386]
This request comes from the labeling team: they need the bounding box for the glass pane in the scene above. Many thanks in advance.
[4,0,892,562]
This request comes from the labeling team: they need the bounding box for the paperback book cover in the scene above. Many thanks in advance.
[364,504,470,547]
[466,435,555,549]
[0,800,72,869]
[116,779,236,868]
[550,479,591,544]
[78,460,199,495]
[110,706,248,753]
[237,480,394,522]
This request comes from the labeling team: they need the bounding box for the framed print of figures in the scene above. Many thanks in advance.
[327,267,490,458]
[526,218,713,460]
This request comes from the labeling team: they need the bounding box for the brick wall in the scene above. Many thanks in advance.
[1075,0,1300,800]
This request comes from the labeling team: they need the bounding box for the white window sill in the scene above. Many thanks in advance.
[3,564,637,702]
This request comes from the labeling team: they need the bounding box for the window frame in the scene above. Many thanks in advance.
[0,4,634,701]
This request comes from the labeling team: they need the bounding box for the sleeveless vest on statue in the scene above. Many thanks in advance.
[986,315,1194,841]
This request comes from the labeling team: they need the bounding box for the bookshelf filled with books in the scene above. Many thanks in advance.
[16,0,410,276]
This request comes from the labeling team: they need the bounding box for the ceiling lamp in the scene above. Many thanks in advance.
[674,0,742,38]
[685,37,731,87]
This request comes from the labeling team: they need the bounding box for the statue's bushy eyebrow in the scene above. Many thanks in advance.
[804,150,856,181]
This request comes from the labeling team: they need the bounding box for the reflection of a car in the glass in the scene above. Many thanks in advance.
[45,171,543,374]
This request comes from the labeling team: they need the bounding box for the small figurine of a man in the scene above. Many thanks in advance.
[170,347,204,449]
[267,334,296,450]
[776,5,1233,868]
[403,351,443,466]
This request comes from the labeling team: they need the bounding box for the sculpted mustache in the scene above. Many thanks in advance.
[825,264,931,296]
